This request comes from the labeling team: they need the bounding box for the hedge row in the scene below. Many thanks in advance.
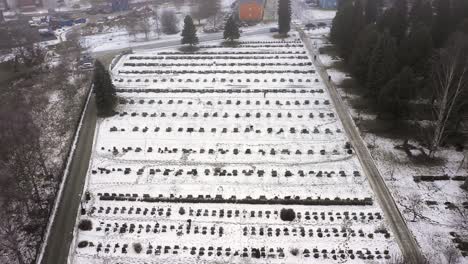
[98,194,373,206]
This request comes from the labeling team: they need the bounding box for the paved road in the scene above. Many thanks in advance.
[39,94,97,264]
[297,29,425,264]
[92,27,272,58]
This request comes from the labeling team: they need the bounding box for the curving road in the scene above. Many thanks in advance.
[297,28,425,264]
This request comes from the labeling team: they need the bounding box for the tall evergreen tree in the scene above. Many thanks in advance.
[93,60,116,117]
[181,15,199,46]
[432,0,451,48]
[409,0,433,28]
[365,0,379,24]
[350,24,379,83]
[367,30,398,95]
[378,66,417,118]
[331,0,365,59]
[459,19,468,35]
[399,23,433,75]
[331,0,353,47]
[278,0,291,36]
[377,0,407,42]
[451,0,468,30]
[394,0,408,42]
[223,16,240,42]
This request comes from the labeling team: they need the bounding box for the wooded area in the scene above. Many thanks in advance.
[330,0,468,156]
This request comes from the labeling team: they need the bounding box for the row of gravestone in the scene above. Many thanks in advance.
[123,62,313,67]
[89,205,381,223]
[117,111,334,120]
[156,50,305,56]
[118,69,315,75]
[81,242,391,260]
[128,55,309,61]
[110,126,341,135]
[115,88,326,94]
[119,97,327,105]
[92,167,359,178]
[103,146,351,156]
[116,78,320,84]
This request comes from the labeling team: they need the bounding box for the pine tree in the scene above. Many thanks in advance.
[331,0,352,46]
[398,23,433,75]
[181,15,199,46]
[459,19,468,34]
[365,0,379,24]
[378,66,416,118]
[377,0,407,42]
[223,16,240,42]
[432,0,451,48]
[409,0,433,28]
[93,60,116,117]
[350,24,379,83]
[278,0,291,36]
[331,0,364,59]
[394,0,408,42]
[367,30,398,95]
[451,0,468,30]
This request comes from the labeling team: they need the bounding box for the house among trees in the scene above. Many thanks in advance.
[237,0,265,22]
[318,0,337,9]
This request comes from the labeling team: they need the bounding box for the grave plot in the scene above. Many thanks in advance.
[71,34,400,263]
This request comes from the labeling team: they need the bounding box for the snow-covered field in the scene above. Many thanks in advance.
[70,33,400,263]
[309,27,468,264]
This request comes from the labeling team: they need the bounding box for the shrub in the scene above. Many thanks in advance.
[77,241,88,248]
[133,243,142,253]
[280,208,296,221]
[179,207,186,215]
[290,248,299,256]
[78,219,93,231]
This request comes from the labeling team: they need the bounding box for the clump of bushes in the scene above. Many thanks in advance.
[280,208,296,221]
[78,219,93,231]
[179,207,186,215]
[290,248,299,256]
[77,241,88,248]
[133,242,142,253]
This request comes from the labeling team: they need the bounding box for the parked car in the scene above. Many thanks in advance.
[305,23,316,29]
[269,27,279,33]
[79,62,94,70]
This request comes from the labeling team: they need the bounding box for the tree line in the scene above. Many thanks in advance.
[330,0,468,156]
[0,35,91,263]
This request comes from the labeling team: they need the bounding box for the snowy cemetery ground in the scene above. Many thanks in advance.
[70,34,401,264]
[309,27,468,263]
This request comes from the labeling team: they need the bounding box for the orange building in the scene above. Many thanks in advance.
[238,0,265,22]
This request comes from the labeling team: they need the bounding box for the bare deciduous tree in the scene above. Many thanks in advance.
[407,193,424,222]
[161,9,179,35]
[0,206,27,264]
[444,246,461,264]
[430,33,468,156]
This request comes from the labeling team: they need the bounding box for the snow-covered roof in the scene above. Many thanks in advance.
[238,0,264,5]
